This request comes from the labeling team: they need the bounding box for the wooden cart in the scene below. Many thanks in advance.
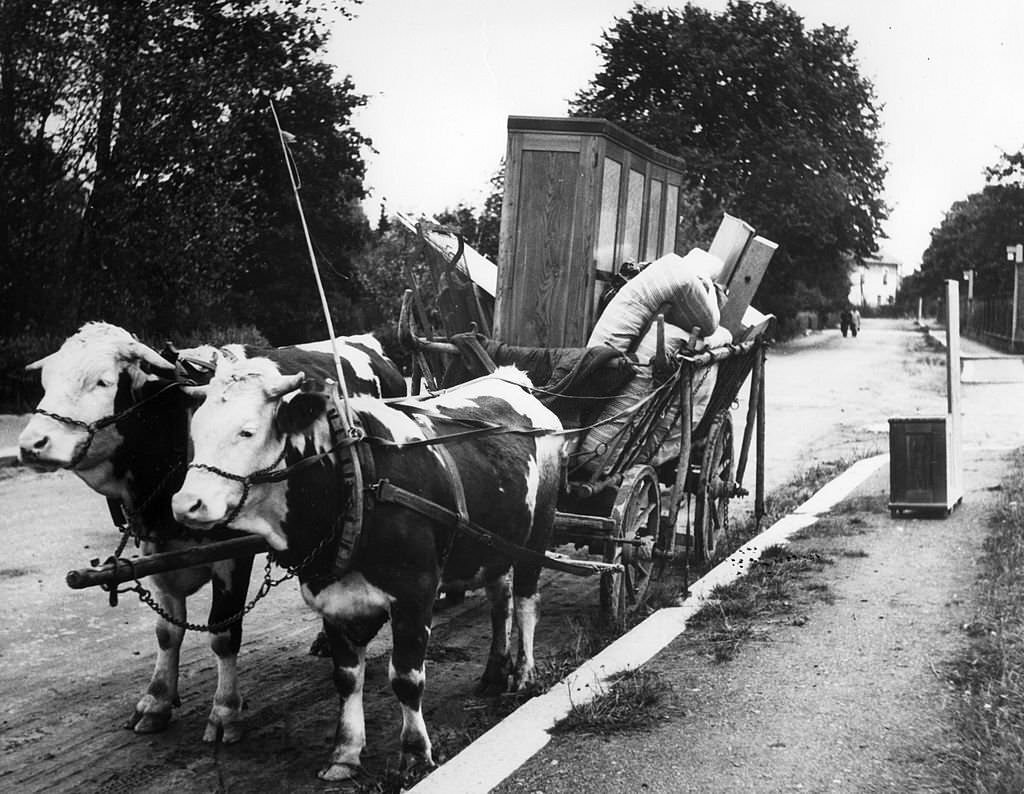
[398,278,770,623]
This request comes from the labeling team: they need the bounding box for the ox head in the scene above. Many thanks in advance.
[171,356,331,548]
[18,322,176,471]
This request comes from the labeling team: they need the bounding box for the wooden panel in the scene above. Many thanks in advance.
[644,176,664,260]
[499,149,581,346]
[573,135,603,343]
[662,184,679,255]
[709,213,754,284]
[521,133,582,152]
[595,156,622,274]
[720,236,777,336]
[619,168,645,264]
[494,132,524,341]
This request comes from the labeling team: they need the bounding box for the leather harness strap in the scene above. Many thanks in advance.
[368,479,601,577]
[326,406,373,578]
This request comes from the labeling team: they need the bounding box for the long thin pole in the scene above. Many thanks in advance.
[269,100,354,431]
[1014,261,1021,353]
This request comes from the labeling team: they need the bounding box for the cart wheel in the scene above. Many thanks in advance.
[694,412,734,563]
[601,465,661,625]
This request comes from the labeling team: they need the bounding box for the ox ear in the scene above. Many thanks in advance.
[25,353,56,372]
[128,340,176,371]
[275,391,328,436]
[263,371,306,400]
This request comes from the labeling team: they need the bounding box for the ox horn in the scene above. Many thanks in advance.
[181,384,210,401]
[129,340,176,371]
[25,353,56,372]
[264,371,306,399]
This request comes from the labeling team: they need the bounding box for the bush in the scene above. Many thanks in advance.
[166,324,270,349]
[0,331,67,413]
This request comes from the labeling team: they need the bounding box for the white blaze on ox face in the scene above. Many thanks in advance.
[172,357,305,549]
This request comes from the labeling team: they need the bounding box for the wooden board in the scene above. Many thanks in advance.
[719,236,777,336]
[708,212,754,285]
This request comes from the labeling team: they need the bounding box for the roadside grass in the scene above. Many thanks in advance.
[687,545,837,662]
[646,456,860,615]
[550,667,673,736]
[945,449,1024,792]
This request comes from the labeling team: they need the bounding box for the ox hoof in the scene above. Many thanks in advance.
[317,762,361,782]
[514,666,538,693]
[308,630,331,658]
[477,655,513,695]
[127,709,173,734]
[400,750,436,775]
[475,677,508,696]
[203,701,246,744]
[203,718,245,744]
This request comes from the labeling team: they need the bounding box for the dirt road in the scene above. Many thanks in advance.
[0,319,987,792]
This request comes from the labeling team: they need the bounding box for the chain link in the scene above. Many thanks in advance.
[114,499,348,632]
[119,556,293,633]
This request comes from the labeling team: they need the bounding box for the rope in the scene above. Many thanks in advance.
[269,100,354,433]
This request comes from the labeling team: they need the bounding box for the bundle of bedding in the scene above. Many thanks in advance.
[574,249,730,475]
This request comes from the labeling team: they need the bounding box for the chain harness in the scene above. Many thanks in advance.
[39,375,294,633]
[32,380,182,469]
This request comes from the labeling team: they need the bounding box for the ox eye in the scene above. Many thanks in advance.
[239,429,254,439]
[97,378,113,388]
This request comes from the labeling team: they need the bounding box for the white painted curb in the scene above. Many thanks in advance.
[409,453,890,794]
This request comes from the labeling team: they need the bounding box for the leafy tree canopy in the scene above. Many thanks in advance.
[571,0,889,316]
[906,151,1024,301]
[1,0,369,344]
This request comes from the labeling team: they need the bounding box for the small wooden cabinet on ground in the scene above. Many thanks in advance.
[888,416,957,516]
[494,116,688,348]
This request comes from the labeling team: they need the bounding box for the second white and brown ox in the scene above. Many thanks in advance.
[171,357,564,781]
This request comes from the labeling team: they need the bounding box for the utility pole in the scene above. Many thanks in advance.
[1007,244,1023,351]
[962,269,974,335]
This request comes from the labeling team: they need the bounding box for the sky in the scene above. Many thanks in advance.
[328,0,1024,273]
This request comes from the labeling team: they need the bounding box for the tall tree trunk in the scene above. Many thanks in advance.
[73,0,144,324]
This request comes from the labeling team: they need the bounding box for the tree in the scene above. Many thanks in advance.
[571,1,889,319]
[0,0,368,343]
[912,151,1024,301]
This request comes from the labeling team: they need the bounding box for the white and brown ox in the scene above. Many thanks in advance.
[17,322,405,742]
[171,357,564,780]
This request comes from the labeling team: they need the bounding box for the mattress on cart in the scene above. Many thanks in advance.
[572,320,717,474]
[586,249,722,354]
[574,248,731,475]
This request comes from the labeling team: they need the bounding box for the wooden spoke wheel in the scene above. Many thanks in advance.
[694,412,734,563]
[601,465,661,625]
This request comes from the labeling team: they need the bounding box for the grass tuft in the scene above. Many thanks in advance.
[550,668,672,735]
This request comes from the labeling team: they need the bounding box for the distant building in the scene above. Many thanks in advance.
[849,252,901,307]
